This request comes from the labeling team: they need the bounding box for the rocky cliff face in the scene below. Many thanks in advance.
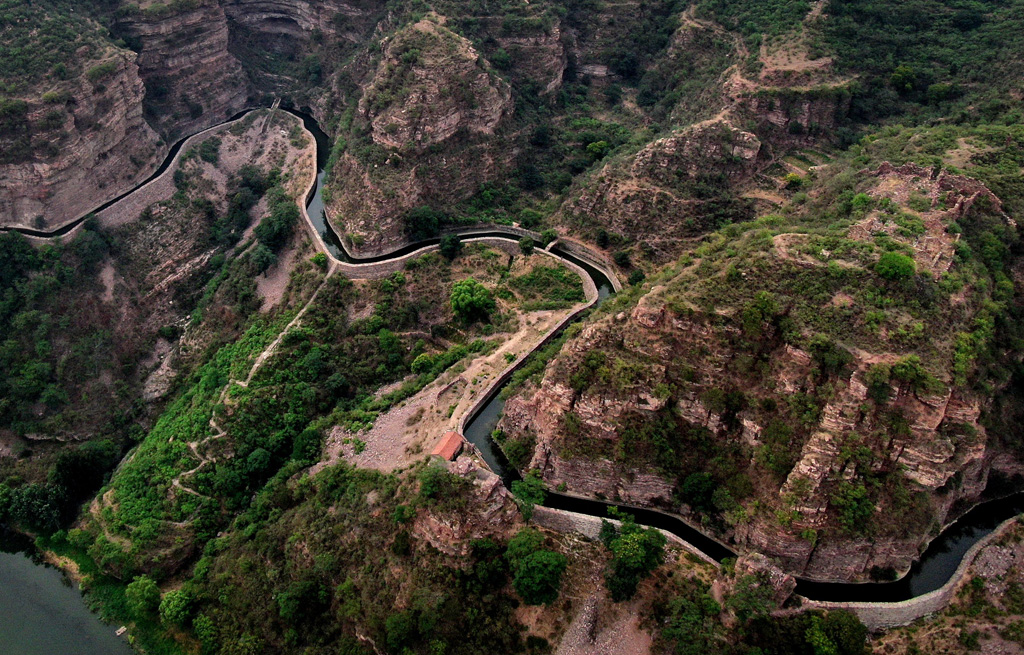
[412,457,521,556]
[503,159,1019,581]
[362,20,511,152]
[0,53,162,230]
[503,292,998,580]
[223,0,380,52]
[486,18,567,95]
[324,17,515,255]
[113,0,252,140]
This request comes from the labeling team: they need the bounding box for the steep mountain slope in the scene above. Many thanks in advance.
[501,123,1024,581]
[0,0,1023,653]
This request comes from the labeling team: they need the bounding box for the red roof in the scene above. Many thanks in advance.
[432,431,464,461]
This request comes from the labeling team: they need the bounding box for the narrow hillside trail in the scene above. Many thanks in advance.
[170,264,339,501]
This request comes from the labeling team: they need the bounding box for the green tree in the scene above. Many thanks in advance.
[386,611,414,651]
[450,278,495,322]
[505,528,567,605]
[808,335,853,378]
[681,472,716,513]
[193,613,218,653]
[889,64,916,94]
[831,483,874,534]
[726,573,777,623]
[822,611,868,654]
[439,234,462,261]
[254,197,299,252]
[875,252,916,281]
[126,575,161,618]
[806,616,839,655]
[864,364,892,403]
[159,589,192,626]
[519,237,534,255]
[741,291,779,337]
[277,580,327,623]
[411,353,434,374]
[602,512,666,601]
[510,470,546,519]
[251,242,277,274]
[491,48,511,70]
[890,355,942,394]
[511,550,568,605]
[663,587,722,655]
[404,206,444,241]
[586,140,611,159]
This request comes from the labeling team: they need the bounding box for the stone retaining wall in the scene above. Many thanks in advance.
[803,517,1020,630]
[554,237,623,292]
[95,114,261,231]
[532,506,719,566]
[535,507,1023,631]
[10,110,271,243]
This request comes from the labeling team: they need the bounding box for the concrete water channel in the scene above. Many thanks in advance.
[3,105,1022,649]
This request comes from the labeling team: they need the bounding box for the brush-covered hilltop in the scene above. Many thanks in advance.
[1,0,1023,654]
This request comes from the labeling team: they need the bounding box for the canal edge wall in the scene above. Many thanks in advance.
[531,506,720,567]
[801,515,1021,630]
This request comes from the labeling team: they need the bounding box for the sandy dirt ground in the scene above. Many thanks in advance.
[512,531,657,655]
[256,233,306,311]
[554,601,653,655]
[314,304,585,475]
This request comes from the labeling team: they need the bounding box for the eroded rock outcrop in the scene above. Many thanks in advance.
[324,17,515,255]
[362,19,512,152]
[113,0,251,140]
[501,163,1015,580]
[412,457,521,555]
[0,53,162,230]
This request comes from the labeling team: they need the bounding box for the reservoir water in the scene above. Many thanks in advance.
[0,537,132,655]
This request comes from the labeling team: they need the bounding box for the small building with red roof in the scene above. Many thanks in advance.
[432,431,465,461]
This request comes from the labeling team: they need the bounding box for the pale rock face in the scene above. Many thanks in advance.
[564,120,763,250]
[363,20,512,152]
[741,93,852,146]
[411,456,520,555]
[115,0,251,140]
[494,22,568,94]
[733,553,797,607]
[0,54,162,230]
[322,18,516,256]
[630,121,762,182]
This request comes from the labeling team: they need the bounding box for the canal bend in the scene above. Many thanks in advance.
[5,106,1022,606]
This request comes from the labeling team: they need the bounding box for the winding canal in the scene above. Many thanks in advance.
[2,106,1021,651]
[291,107,1024,604]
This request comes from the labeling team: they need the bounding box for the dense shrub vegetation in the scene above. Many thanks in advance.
[0,0,108,91]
